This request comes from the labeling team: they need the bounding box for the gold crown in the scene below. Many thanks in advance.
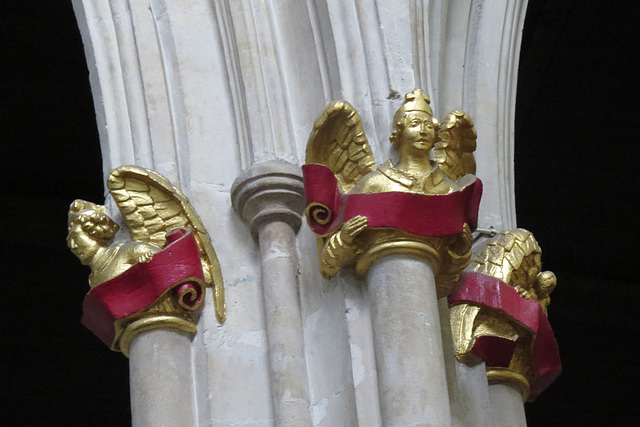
[393,89,433,125]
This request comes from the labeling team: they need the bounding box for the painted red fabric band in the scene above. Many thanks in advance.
[449,272,562,401]
[81,229,205,348]
[302,163,482,236]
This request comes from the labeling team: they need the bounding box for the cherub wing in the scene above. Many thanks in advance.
[435,110,477,182]
[467,228,542,289]
[107,165,226,322]
[306,101,376,194]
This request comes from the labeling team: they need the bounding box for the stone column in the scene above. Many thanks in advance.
[337,223,474,427]
[365,254,451,426]
[488,383,527,427]
[231,160,312,426]
[127,329,197,427]
[114,293,208,427]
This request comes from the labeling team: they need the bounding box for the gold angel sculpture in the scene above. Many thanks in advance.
[448,229,561,400]
[303,89,483,296]
[67,166,225,351]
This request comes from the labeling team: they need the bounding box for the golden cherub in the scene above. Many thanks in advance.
[304,89,480,289]
[67,200,160,286]
[448,228,560,400]
[67,165,225,322]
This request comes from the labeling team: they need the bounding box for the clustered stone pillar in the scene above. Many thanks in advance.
[231,160,312,426]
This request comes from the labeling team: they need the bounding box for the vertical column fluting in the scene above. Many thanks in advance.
[231,160,312,426]
[366,254,452,427]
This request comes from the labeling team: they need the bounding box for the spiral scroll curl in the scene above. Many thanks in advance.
[306,202,333,227]
[175,280,205,310]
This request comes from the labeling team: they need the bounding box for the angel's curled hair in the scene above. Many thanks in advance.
[389,113,440,148]
[68,199,119,241]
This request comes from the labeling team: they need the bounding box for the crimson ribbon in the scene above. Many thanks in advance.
[302,163,482,236]
[448,272,562,401]
[81,229,205,349]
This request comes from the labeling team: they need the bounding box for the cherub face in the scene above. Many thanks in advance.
[400,111,436,152]
[536,271,557,296]
[67,223,100,265]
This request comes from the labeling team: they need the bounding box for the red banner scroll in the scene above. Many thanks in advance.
[302,164,482,237]
[449,272,562,401]
[81,229,205,349]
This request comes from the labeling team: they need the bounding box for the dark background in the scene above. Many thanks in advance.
[1,1,637,425]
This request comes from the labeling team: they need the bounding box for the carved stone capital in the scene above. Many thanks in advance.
[231,159,305,236]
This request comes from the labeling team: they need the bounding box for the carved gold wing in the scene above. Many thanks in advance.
[467,228,542,290]
[306,101,376,194]
[435,110,477,182]
[107,165,225,322]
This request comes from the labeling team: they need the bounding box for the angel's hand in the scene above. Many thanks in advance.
[341,215,368,244]
[514,285,533,300]
[137,251,155,264]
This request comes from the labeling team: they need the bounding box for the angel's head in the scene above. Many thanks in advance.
[390,89,439,155]
[534,270,557,299]
[67,200,119,265]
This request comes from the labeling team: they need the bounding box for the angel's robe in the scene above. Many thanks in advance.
[81,230,206,349]
[88,241,161,287]
[317,160,476,278]
[449,272,562,401]
[349,160,461,195]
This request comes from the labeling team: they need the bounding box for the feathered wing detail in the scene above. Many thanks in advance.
[107,165,226,322]
[467,228,542,290]
[306,101,376,194]
[435,110,477,182]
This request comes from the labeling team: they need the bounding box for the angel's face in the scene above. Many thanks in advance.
[399,111,436,153]
[67,223,100,265]
[536,271,557,297]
